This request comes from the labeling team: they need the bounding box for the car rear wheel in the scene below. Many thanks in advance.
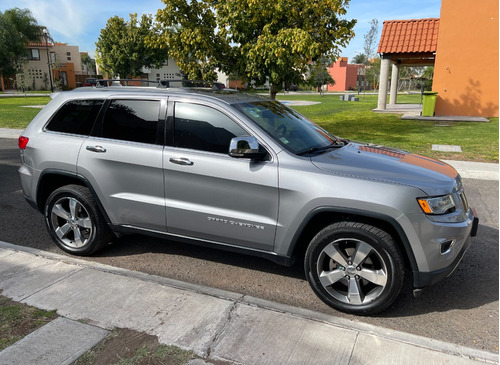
[44,185,113,255]
[305,221,404,315]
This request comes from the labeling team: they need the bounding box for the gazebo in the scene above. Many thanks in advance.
[376,18,439,110]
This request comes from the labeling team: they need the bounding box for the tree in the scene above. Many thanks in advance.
[151,0,356,99]
[365,57,381,90]
[363,19,379,61]
[96,13,167,78]
[357,19,379,93]
[308,57,335,95]
[0,8,43,76]
[422,66,434,80]
[422,66,434,91]
[351,53,367,64]
[81,54,96,75]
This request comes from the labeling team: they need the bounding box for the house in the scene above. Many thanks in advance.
[142,58,182,84]
[1,40,83,91]
[326,57,366,92]
[50,42,83,89]
[376,0,498,117]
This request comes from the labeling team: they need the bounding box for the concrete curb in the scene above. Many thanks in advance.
[0,241,497,364]
[0,128,24,139]
[443,160,499,181]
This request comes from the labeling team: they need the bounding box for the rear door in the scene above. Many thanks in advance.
[77,97,167,232]
[163,99,279,251]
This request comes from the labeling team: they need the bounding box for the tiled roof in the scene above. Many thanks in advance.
[378,18,439,54]
[28,42,52,47]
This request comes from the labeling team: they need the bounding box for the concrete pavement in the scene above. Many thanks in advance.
[0,241,498,365]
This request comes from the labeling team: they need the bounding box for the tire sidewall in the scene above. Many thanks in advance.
[44,186,99,255]
[305,222,403,315]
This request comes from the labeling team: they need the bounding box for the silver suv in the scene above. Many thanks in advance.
[18,86,478,314]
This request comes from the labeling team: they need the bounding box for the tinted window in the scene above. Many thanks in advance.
[46,99,104,135]
[174,103,247,153]
[102,100,161,144]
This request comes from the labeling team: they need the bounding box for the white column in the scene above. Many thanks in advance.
[389,63,399,105]
[377,58,391,110]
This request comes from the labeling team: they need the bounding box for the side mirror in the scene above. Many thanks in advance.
[229,136,267,160]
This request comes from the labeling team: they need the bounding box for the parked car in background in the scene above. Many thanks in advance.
[83,78,97,87]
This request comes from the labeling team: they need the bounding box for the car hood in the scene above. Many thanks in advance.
[310,142,460,196]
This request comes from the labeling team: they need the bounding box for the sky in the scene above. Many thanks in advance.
[1,0,442,60]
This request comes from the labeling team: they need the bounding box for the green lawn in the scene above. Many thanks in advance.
[0,96,50,129]
[278,93,498,162]
[0,93,497,162]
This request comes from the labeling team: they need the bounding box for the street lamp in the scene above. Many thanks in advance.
[43,28,53,92]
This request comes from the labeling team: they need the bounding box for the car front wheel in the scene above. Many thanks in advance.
[305,221,404,315]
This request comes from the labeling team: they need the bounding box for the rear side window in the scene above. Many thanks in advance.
[46,99,104,135]
[101,100,161,144]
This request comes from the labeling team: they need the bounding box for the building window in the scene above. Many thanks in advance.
[27,49,40,61]
[50,52,56,63]
[67,57,71,61]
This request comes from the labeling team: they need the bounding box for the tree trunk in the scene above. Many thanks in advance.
[269,83,279,100]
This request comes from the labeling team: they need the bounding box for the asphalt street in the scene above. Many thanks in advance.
[0,137,498,353]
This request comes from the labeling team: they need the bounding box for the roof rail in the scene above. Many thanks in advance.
[94,79,225,90]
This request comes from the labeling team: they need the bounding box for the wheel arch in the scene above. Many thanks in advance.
[287,207,418,276]
[36,169,112,225]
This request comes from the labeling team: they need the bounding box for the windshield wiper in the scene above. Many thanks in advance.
[298,142,345,156]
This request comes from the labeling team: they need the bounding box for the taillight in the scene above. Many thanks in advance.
[18,136,29,150]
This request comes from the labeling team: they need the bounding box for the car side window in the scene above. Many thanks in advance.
[46,99,104,135]
[174,102,248,154]
[101,100,161,144]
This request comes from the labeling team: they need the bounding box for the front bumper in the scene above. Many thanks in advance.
[413,208,479,288]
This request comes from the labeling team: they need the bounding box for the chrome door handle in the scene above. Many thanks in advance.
[86,145,107,153]
[169,157,194,166]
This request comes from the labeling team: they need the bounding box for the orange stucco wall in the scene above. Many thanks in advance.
[433,0,499,117]
[327,58,361,92]
[54,63,76,89]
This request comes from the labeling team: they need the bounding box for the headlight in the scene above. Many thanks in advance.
[417,195,456,215]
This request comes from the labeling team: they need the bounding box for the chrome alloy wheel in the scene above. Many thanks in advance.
[50,196,93,248]
[316,238,388,305]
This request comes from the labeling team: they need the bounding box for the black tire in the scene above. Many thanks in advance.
[304,221,404,315]
[44,184,113,255]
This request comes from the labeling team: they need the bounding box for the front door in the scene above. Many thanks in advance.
[164,101,279,251]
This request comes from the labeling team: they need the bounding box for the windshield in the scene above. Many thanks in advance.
[233,101,337,155]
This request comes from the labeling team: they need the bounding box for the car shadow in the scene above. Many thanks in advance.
[92,223,498,317]
[93,233,307,280]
